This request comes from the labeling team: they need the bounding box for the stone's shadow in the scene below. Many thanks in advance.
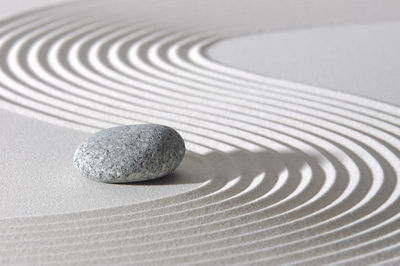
[116,151,215,185]
[117,149,320,186]
[131,171,195,185]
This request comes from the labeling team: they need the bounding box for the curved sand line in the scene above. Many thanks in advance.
[0,1,400,265]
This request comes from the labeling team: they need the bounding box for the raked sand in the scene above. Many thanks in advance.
[1,0,400,265]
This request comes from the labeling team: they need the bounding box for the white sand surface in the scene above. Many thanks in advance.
[0,0,400,265]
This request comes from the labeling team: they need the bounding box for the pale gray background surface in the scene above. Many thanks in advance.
[209,21,400,106]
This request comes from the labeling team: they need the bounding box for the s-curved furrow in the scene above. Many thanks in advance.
[0,1,400,265]
[55,15,400,266]
[3,15,340,237]
[55,17,400,266]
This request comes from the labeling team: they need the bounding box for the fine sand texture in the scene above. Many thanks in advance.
[1,0,400,265]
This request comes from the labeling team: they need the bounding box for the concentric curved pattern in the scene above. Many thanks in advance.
[1,0,400,265]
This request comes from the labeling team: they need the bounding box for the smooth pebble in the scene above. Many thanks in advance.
[73,124,185,183]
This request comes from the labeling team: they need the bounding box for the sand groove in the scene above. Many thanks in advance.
[1,1,400,265]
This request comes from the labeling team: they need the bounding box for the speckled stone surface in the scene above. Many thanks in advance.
[73,124,186,183]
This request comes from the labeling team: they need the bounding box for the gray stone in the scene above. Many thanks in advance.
[73,124,185,183]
